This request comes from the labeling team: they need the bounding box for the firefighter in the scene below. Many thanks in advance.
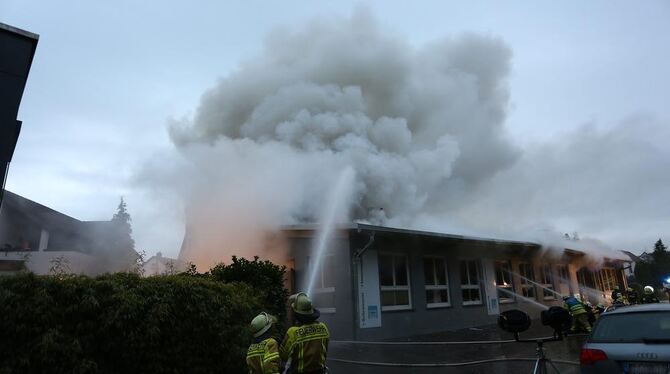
[280,292,330,374]
[594,303,605,320]
[563,295,591,333]
[247,312,280,374]
[583,301,596,326]
[641,286,660,304]
[611,286,625,305]
[626,287,639,305]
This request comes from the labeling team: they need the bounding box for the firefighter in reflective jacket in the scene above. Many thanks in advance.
[611,286,625,305]
[641,286,660,304]
[626,287,639,305]
[247,312,280,374]
[563,295,591,332]
[280,292,330,374]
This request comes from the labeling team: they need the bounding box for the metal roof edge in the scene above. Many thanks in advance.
[280,222,539,247]
[0,22,40,40]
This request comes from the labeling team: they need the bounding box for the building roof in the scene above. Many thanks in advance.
[0,23,39,40]
[282,222,539,247]
[620,250,642,262]
[1,191,123,253]
[282,223,631,261]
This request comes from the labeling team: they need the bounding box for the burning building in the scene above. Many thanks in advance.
[179,222,631,341]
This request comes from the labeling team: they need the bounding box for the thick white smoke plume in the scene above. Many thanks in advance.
[144,10,668,267]
[164,11,519,266]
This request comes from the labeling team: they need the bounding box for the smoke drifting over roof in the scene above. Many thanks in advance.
[142,9,668,266]
[169,10,517,224]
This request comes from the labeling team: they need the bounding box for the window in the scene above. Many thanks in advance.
[539,265,556,300]
[518,263,536,299]
[557,265,569,284]
[424,257,450,308]
[495,260,515,303]
[595,268,617,292]
[310,254,336,313]
[460,260,482,305]
[38,229,49,251]
[379,253,411,311]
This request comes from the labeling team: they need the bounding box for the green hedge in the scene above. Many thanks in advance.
[208,256,289,326]
[0,272,261,374]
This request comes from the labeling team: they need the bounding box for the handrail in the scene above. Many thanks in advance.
[328,357,580,367]
[330,336,556,345]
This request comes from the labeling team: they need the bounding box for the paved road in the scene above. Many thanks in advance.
[327,323,585,374]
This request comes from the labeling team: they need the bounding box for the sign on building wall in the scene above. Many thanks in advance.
[358,249,382,328]
[481,259,500,316]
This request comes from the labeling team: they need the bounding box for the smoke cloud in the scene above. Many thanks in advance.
[139,10,668,267]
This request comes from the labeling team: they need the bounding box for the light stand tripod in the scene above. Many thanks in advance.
[514,332,563,374]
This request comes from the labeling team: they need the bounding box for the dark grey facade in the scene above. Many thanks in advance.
[0,23,38,206]
[284,223,628,341]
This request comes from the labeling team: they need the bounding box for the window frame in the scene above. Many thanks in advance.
[557,265,569,284]
[459,259,483,306]
[597,268,617,292]
[423,256,451,308]
[518,262,536,299]
[378,252,412,311]
[539,264,556,300]
[494,260,516,304]
[309,253,337,313]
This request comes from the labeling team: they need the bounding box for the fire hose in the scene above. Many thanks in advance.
[327,338,580,367]
[329,336,555,345]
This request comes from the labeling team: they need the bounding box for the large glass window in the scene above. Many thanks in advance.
[518,263,536,299]
[460,260,482,305]
[379,253,411,311]
[310,254,336,312]
[539,265,556,300]
[495,260,515,303]
[424,257,450,308]
[595,268,617,292]
[557,265,569,284]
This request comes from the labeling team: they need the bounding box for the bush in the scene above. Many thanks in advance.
[0,272,261,374]
[208,256,289,328]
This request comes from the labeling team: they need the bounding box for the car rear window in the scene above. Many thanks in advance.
[590,311,670,343]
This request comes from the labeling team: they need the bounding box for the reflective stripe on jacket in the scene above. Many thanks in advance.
[247,337,280,374]
[280,322,329,373]
[563,296,587,315]
[611,290,624,303]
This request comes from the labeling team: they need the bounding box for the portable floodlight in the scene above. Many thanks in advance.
[541,306,571,333]
[498,309,531,333]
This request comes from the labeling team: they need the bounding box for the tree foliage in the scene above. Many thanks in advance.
[208,256,289,326]
[635,238,670,296]
[0,272,261,374]
[111,197,135,252]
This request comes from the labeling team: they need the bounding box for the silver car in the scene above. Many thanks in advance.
[581,303,670,374]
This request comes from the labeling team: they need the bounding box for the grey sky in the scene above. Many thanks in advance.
[2,1,669,257]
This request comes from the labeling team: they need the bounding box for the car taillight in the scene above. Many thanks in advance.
[580,348,608,365]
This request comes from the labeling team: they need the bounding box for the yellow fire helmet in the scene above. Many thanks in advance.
[291,292,314,315]
[250,312,276,338]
